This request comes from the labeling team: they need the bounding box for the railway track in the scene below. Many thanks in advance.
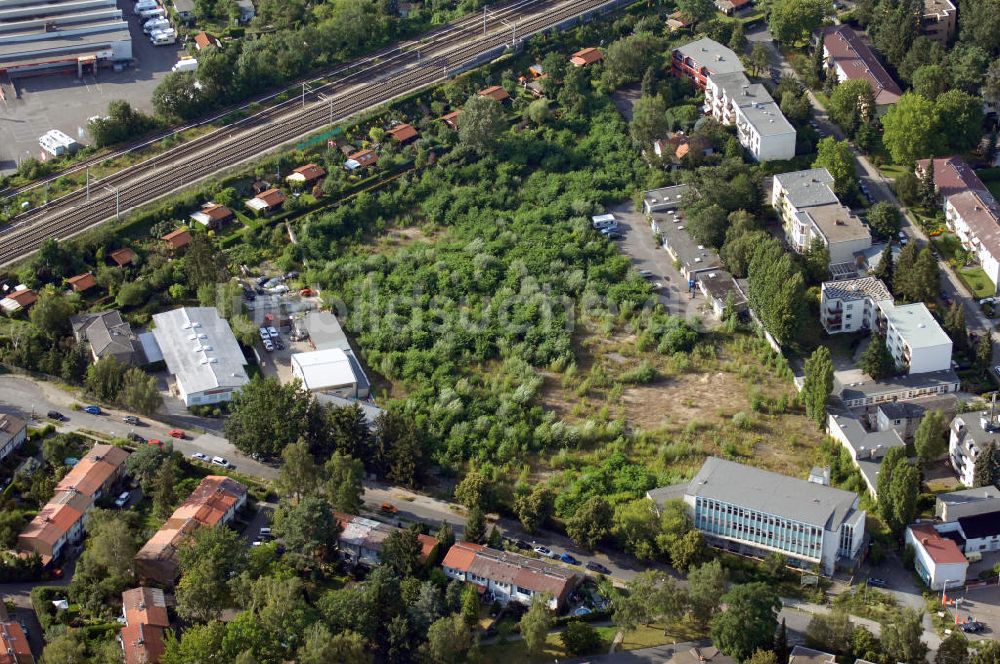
[0,0,549,202]
[0,0,620,266]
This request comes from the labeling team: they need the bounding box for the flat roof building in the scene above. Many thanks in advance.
[150,307,249,406]
[649,457,866,574]
[290,347,370,399]
[301,310,351,352]
[835,369,961,408]
[642,184,691,214]
[921,0,956,44]
[936,486,1000,522]
[0,0,131,78]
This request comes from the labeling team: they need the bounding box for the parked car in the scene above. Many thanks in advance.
[866,577,887,588]
[122,415,140,425]
[47,410,66,421]
[513,539,531,551]
[126,432,146,443]
[380,503,398,514]
[191,452,208,461]
[83,405,101,415]
[263,339,274,352]
[638,269,654,278]
[114,491,131,508]
[258,328,269,341]
[259,527,272,538]
[559,553,580,565]
[980,297,997,306]
[148,439,163,448]
[169,429,185,439]
[604,231,622,240]
[586,561,611,575]
[267,326,279,338]
[211,456,232,468]
[961,620,985,633]
[533,545,553,557]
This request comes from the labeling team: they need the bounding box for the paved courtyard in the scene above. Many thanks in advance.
[0,0,183,173]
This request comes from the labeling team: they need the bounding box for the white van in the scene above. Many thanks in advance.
[134,1,159,14]
[143,18,170,33]
[139,7,165,20]
[150,30,176,45]
[172,58,198,73]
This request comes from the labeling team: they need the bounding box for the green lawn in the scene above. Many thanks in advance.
[956,266,996,300]
[878,164,908,180]
[479,622,690,663]
[985,179,1000,201]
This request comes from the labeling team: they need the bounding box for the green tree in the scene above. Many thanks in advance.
[970,640,1000,664]
[629,95,670,148]
[566,496,614,550]
[749,43,771,77]
[676,0,716,23]
[176,526,247,623]
[562,620,602,655]
[973,441,998,488]
[152,457,176,520]
[686,202,729,249]
[0,511,24,549]
[668,529,708,572]
[125,442,171,493]
[152,71,206,121]
[803,346,834,428]
[525,97,550,125]
[298,624,372,664]
[885,462,920,536]
[813,137,857,198]
[710,583,781,662]
[454,468,495,510]
[828,79,875,136]
[806,610,853,654]
[274,495,341,563]
[943,302,969,353]
[29,291,74,339]
[424,614,473,664]
[85,356,126,402]
[120,367,162,415]
[380,528,422,577]
[603,33,664,87]
[275,439,320,503]
[976,333,993,378]
[514,485,555,533]
[745,651,779,664]
[70,512,136,611]
[768,0,829,44]
[464,506,486,544]
[876,446,908,517]
[914,410,948,461]
[729,21,747,53]
[38,628,88,664]
[866,202,902,241]
[323,451,364,513]
[911,64,950,100]
[687,559,726,627]
[161,621,227,664]
[775,618,790,663]
[881,93,941,165]
[613,571,686,632]
[460,583,480,627]
[859,333,897,380]
[881,608,928,664]
[458,94,506,152]
[935,630,969,664]
[935,89,984,153]
[224,375,312,458]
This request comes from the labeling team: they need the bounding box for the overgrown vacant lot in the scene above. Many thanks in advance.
[536,325,827,489]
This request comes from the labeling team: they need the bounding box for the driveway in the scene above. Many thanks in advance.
[609,201,713,321]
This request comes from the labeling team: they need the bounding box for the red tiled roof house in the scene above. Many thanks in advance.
[386,123,419,144]
[0,619,33,664]
[569,48,603,67]
[135,476,247,585]
[162,228,192,250]
[67,272,97,293]
[477,85,510,103]
[344,149,378,172]
[441,540,580,610]
[119,587,170,664]
[441,111,461,129]
[189,203,234,230]
[286,164,327,188]
[245,188,286,215]
[821,25,902,114]
[109,247,138,267]
[0,287,37,314]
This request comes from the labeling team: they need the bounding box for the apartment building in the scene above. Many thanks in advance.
[647,457,866,575]
[442,541,580,610]
[821,25,902,114]
[772,169,871,267]
[936,486,1000,522]
[672,39,796,161]
[135,476,247,585]
[821,277,952,374]
[18,443,129,564]
[921,0,957,44]
[826,406,905,497]
[119,587,170,664]
[949,407,1000,487]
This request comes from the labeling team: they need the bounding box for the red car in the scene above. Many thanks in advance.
[169,429,185,439]
[148,439,163,448]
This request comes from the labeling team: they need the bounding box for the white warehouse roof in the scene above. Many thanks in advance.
[291,347,359,392]
[150,307,249,396]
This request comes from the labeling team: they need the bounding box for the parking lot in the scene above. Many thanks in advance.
[0,0,183,173]
[608,200,716,321]
[241,276,323,383]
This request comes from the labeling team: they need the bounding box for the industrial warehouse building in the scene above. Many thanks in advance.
[0,0,132,78]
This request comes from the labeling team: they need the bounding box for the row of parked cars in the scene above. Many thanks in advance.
[259,325,283,352]
[591,214,621,240]
[503,538,611,575]
[133,0,176,45]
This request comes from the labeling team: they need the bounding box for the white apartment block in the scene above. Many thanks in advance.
[949,409,1000,487]
[672,38,796,162]
[945,191,1000,293]
[772,169,871,267]
[821,277,952,375]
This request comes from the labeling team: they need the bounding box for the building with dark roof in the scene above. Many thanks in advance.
[442,541,580,610]
[162,228,192,250]
[826,406,905,497]
[333,513,438,568]
[835,369,961,409]
[477,85,510,103]
[936,486,1000,522]
[286,164,327,188]
[821,26,902,113]
[71,310,145,366]
[0,412,27,462]
[648,457,866,574]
